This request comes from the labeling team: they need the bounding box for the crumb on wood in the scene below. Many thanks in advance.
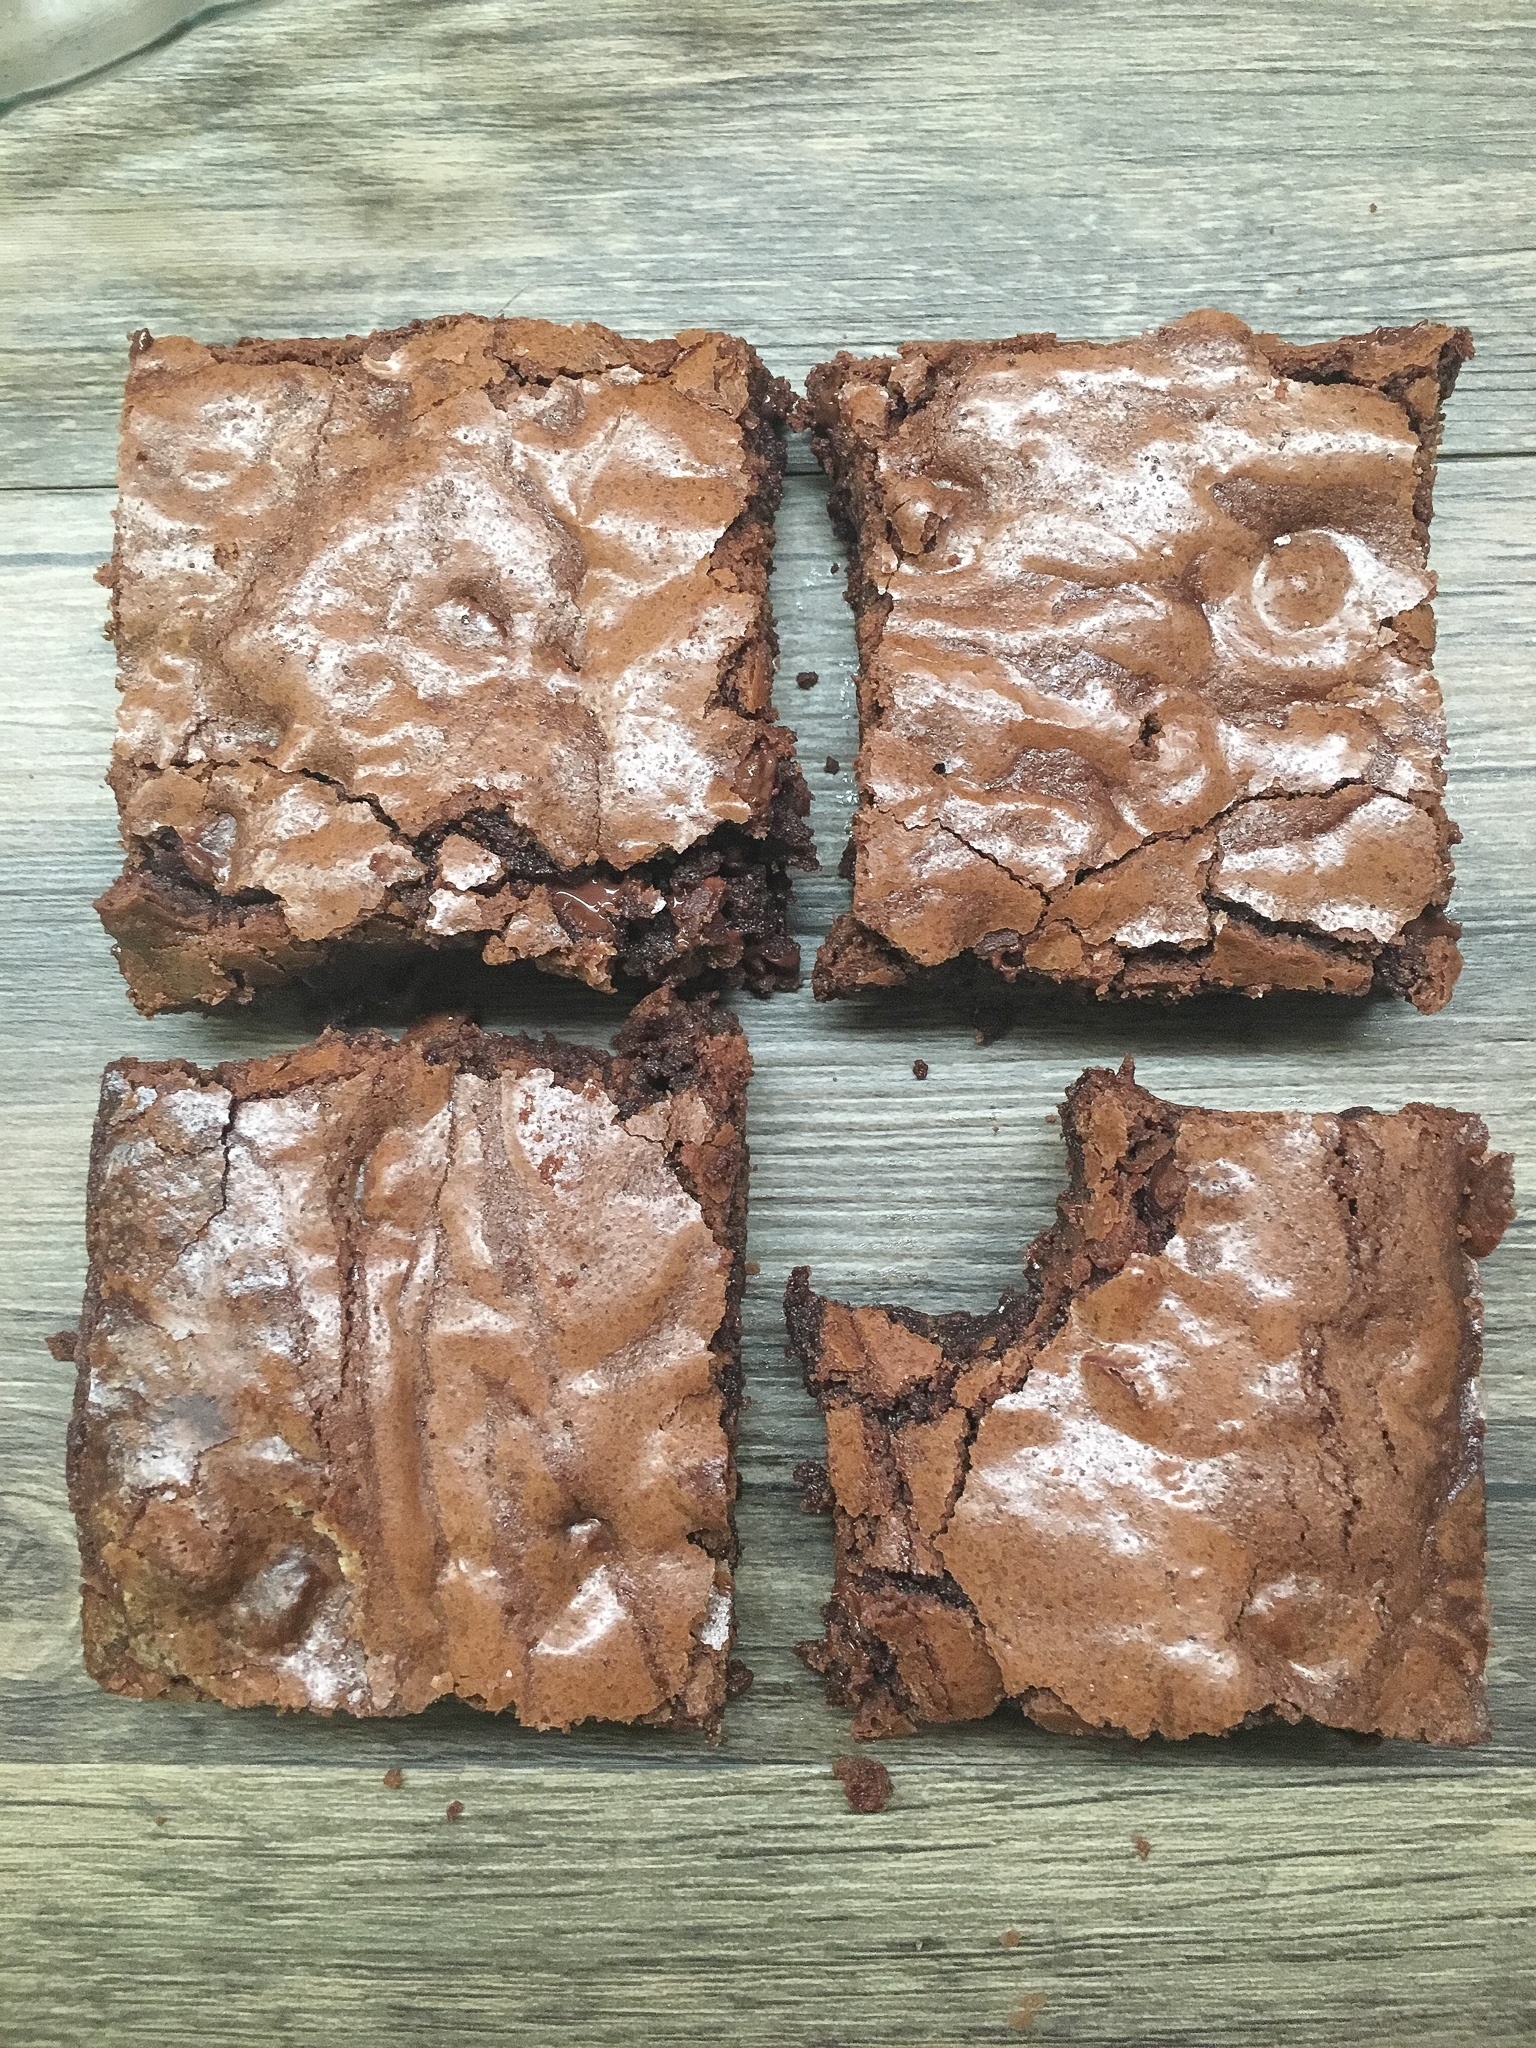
[992,1123,1000,1135]
[796,669,819,689]
[1370,201,1378,212]
[912,1058,929,1080]
[832,1755,893,1813]
[152,1816,167,1827]
[382,1767,404,1790]
[46,1329,78,1362]
[824,755,840,774]
[1009,1992,1047,2033]
[829,562,840,573]
[726,1659,754,1700]
[446,1800,464,1822]
[1133,1832,1152,1859]
[1000,1928,1022,1949]
[745,1260,760,1276]
[793,1458,834,1514]
[1045,1111,1057,1124]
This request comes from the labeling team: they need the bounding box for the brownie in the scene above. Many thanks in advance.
[788,1061,1513,1745]
[96,316,813,1014]
[805,311,1473,1011]
[65,988,751,1735]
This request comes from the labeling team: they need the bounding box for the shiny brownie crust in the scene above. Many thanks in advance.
[789,1062,1513,1745]
[66,989,750,1735]
[807,312,1472,1011]
[97,317,813,1014]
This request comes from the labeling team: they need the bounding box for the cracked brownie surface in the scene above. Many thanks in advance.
[65,989,750,1735]
[788,1061,1513,1745]
[97,316,812,1014]
[806,311,1472,1011]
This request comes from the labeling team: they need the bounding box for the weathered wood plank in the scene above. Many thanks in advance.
[1,0,1534,483]
[1,1764,1533,2048]
[1,2,1534,2041]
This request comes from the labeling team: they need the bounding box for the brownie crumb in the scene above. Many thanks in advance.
[382,1767,404,1790]
[824,756,840,774]
[745,1260,761,1276]
[1045,1111,1057,1124]
[152,1816,167,1827]
[1000,1928,1022,1949]
[1133,1833,1152,1859]
[1009,1993,1047,2034]
[1370,202,1378,212]
[796,670,819,689]
[46,1329,78,1362]
[832,1755,892,1812]
[726,1659,755,1700]
[829,562,840,573]
[446,1800,465,1823]
[793,1458,835,1514]
[912,1059,929,1080]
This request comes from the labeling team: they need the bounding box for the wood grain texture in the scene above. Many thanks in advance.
[1,3,1533,2043]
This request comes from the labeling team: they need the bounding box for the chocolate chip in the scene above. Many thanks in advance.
[824,756,840,774]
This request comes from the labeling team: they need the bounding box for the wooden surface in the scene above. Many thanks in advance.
[1,4,1533,2042]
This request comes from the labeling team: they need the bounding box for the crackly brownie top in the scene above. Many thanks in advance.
[68,993,748,1729]
[812,310,1468,995]
[792,1064,1513,1744]
[108,316,791,942]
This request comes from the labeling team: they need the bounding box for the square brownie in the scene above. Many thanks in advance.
[788,1061,1513,1745]
[96,316,812,1014]
[65,989,750,1734]
[806,312,1472,1011]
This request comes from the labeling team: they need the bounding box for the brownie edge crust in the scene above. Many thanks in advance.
[789,1062,1513,1745]
[98,316,813,1015]
[65,989,751,1736]
[807,311,1473,1012]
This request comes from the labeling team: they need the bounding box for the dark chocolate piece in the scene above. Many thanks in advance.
[790,1061,1512,1745]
